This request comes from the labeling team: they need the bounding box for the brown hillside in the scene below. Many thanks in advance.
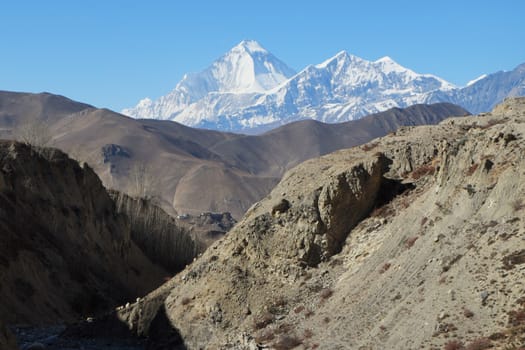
[116,98,525,349]
[0,91,468,218]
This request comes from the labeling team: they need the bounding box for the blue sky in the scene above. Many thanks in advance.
[1,0,524,111]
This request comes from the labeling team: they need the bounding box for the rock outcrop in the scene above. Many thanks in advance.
[116,98,525,349]
[0,142,167,324]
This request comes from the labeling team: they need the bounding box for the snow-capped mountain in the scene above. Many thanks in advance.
[123,40,524,133]
[122,40,296,120]
[425,62,525,114]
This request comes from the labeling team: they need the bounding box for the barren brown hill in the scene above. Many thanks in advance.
[115,98,525,349]
[0,90,468,218]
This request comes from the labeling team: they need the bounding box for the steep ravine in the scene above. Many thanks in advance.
[0,141,181,349]
[115,98,525,349]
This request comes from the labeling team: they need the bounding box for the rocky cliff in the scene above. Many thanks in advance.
[116,98,525,349]
[0,142,167,324]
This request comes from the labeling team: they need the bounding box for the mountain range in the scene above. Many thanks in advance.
[123,40,525,133]
[0,91,466,218]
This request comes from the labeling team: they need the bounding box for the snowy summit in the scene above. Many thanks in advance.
[122,40,524,133]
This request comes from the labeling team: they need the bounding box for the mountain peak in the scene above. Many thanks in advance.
[233,40,268,54]
[317,50,364,68]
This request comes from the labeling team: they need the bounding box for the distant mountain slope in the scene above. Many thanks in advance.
[123,40,524,133]
[426,62,525,113]
[0,91,467,218]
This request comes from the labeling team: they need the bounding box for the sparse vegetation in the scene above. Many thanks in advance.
[464,337,492,350]
[405,236,419,249]
[466,163,479,176]
[411,164,435,180]
[512,199,525,212]
[361,142,379,151]
[379,262,391,274]
[255,328,275,343]
[254,312,275,330]
[463,308,474,318]
[319,288,334,300]
[444,340,465,350]
[273,334,302,350]
[293,305,305,314]
[14,120,52,147]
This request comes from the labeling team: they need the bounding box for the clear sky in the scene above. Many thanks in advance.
[1,0,524,111]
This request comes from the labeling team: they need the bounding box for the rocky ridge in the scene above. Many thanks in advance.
[117,98,525,349]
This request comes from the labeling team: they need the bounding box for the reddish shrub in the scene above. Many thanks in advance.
[411,164,435,180]
[379,262,391,274]
[508,309,525,327]
[466,163,479,176]
[319,288,334,300]
[293,305,305,314]
[444,340,465,350]
[405,236,419,249]
[465,338,492,350]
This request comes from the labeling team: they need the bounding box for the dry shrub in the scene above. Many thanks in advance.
[303,329,313,339]
[255,328,275,343]
[508,309,525,327]
[379,262,391,274]
[293,305,305,314]
[181,297,191,305]
[411,164,435,180]
[323,316,330,323]
[405,236,419,249]
[465,337,492,350]
[304,309,314,318]
[512,199,525,211]
[273,334,302,350]
[319,288,334,300]
[254,312,274,330]
[444,340,465,350]
[361,142,378,151]
[466,163,479,176]
[463,308,474,318]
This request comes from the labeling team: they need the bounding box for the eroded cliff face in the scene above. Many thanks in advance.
[118,98,525,349]
[0,142,167,324]
[110,190,200,273]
